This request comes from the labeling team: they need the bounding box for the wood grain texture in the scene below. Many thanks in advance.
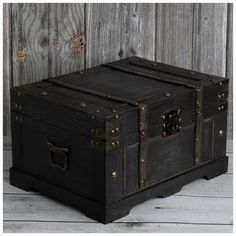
[3,222,232,233]
[86,3,121,67]
[11,3,49,86]
[226,3,233,139]
[192,3,228,76]
[155,3,194,69]
[3,4,12,136]
[86,3,155,68]
[119,3,155,60]
[48,3,85,77]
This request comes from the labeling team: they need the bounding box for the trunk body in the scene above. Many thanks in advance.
[10,56,228,223]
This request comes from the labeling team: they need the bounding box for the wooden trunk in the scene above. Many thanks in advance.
[10,56,229,223]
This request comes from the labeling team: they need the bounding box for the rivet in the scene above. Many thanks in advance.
[141,159,144,163]
[196,88,200,92]
[140,122,144,127]
[96,109,100,113]
[15,104,18,109]
[177,109,181,114]
[112,171,117,178]
[218,94,222,99]
[41,91,48,96]
[116,141,120,145]
[17,92,21,96]
[111,142,115,146]
[162,123,166,127]
[197,111,201,114]
[80,102,86,107]
[141,131,145,136]
[111,129,115,134]
[222,93,225,98]
[221,105,224,110]
[169,114,172,118]
[141,107,145,111]
[112,109,117,113]
[141,180,145,184]
[219,130,224,136]
[115,115,119,119]
[196,158,199,163]
[218,106,221,111]
[196,101,200,105]
[196,137,199,142]
[19,117,22,122]
[163,131,166,136]
[15,116,19,121]
[19,105,22,110]
[115,128,119,132]
[165,92,171,97]
[162,115,165,119]
[219,82,223,86]
[179,118,182,122]
[179,126,182,129]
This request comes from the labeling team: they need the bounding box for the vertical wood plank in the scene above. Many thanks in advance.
[226,3,233,139]
[48,3,85,77]
[11,3,49,86]
[192,3,228,77]
[119,3,155,60]
[155,3,194,69]
[86,3,156,68]
[86,3,121,68]
[3,4,12,136]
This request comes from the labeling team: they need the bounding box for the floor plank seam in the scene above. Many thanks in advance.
[3,220,233,226]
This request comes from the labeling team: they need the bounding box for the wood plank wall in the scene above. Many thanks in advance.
[3,3,233,138]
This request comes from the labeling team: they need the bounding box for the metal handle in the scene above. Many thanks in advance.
[47,142,69,171]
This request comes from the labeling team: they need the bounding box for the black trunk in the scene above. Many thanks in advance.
[10,56,229,223]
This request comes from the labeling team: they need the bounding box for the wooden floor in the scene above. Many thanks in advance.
[3,137,233,233]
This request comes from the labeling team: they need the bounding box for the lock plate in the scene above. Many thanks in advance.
[161,109,182,137]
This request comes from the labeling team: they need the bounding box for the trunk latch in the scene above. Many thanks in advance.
[161,109,182,137]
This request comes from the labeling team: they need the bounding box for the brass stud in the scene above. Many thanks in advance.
[162,115,165,119]
[218,94,222,99]
[115,128,119,132]
[222,93,225,98]
[115,115,119,119]
[165,92,171,97]
[162,123,166,127]
[112,171,117,178]
[111,129,115,134]
[116,141,120,145]
[196,137,199,142]
[218,106,221,111]
[179,118,182,122]
[179,126,182,130]
[196,158,199,163]
[141,107,145,111]
[141,180,145,184]
[140,122,144,127]
[177,109,181,114]
[141,159,144,163]
[169,114,172,118]
[197,111,201,114]
[41,91,48,96]
[141,131,145,136]
[96,109,100,113]
[80,102,86,108]
[111,142,116,146]
[196,101,200,105]
[163,131,166,136]
[15,116,19,121]
[15,104,18,109]
[221,105,224,110]
[219,130,224,136]
[219,82,223,86]
[19,105,22,110]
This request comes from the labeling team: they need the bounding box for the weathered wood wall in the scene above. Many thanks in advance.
[3,3,233,138]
